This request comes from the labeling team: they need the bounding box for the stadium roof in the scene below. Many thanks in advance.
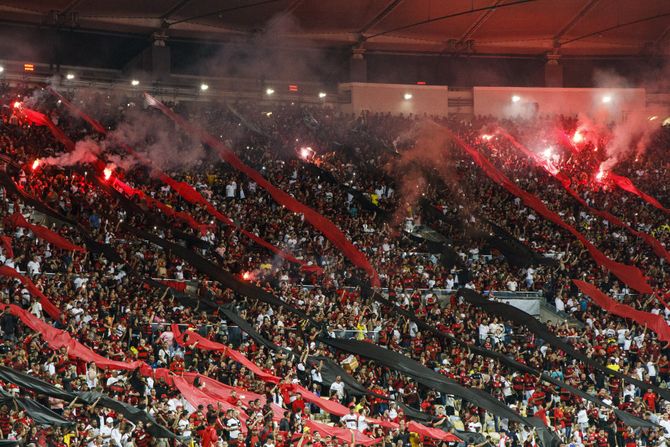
[0,0,669,57]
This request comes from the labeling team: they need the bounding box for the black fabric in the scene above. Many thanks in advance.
[302,163,390,219]
[227,104,269,138]
[15,398,74,426]
[369,292,654,428]
[0,366,179,439]
[219,306,289,353]
[481,217,556,267]
[459,288,670,402]
[77,392,177,439]
[0,170,124,264]
[319,338,537,428]
[125,225,318,326]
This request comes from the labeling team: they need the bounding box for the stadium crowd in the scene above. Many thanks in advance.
[0,83,669,447]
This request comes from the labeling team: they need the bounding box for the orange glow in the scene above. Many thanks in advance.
[23,64,34,72]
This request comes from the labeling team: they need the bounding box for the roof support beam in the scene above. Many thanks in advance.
[161,0,193,20]
[61,0,84,15]
[359,0,404,35]
[553,0,600,43]
[457,0,502,44]
[285,0,306,14]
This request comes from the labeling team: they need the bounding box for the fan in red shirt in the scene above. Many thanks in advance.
[198,422,219,447]
[133,421,152,447]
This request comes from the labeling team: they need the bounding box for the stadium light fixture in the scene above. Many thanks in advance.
[131,79,140,86]
[602,95,612,104]
[511,95,521,103]
[318,92,327,99]
[0,66,4,73]
[200,83,209,91]
[404,93,413,100]
[266,88,275,96]
[66,73,75,80]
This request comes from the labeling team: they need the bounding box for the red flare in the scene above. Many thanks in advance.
[13,101,21,109]
[31,159,41,171]
[242,271,251,280]
[103,167,112,180]
[572,131,584,144]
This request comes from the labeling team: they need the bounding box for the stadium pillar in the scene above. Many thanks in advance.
[123,32,172,82]
[350,47,367,82]
[544,54,563,87]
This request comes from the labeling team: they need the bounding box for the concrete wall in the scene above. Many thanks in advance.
[473,86,646,122]
[339,82,449,116]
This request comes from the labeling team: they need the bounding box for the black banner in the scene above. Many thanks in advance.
[459,288,670,402]
[368,291,654,428]
[319,338,541,430]
[0,366,179,439]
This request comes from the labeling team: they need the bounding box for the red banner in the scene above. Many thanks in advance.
[19,107,75,152]
[146,94,378,286]
[0,266,60,320]
[407,421,460,443]
[111,178,214,235]
[0,236,13,259]
[573,280,670,343]
[304,420,380,446]
[608,173,669,215]
[47,88,107,134]
[499,130,670,264]
[5,212,86,253]
[172,324,281,383]
[450,128,653,294]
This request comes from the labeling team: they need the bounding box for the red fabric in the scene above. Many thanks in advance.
[0,266,61,320]
[20,108,75,152]
[5,212,86,253]
[609,173,669,215]
[111,178,214,236]
[407,421,460,442]
[304,420,379,446]
[452,129,652,294]
[47,88,107,134]
[573,280,670,343]
[292,385,350,416]
[48,90,320,274]
[181,373,284,422]
[4,304,265,415]
[155,280,187,292]
[172,325,381,419]
[172,377,246,423]
[158,175,322,273]
[500,130,670,264]
[0,236,13,259]
[172,324,281,383]
[146,94,377,285]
